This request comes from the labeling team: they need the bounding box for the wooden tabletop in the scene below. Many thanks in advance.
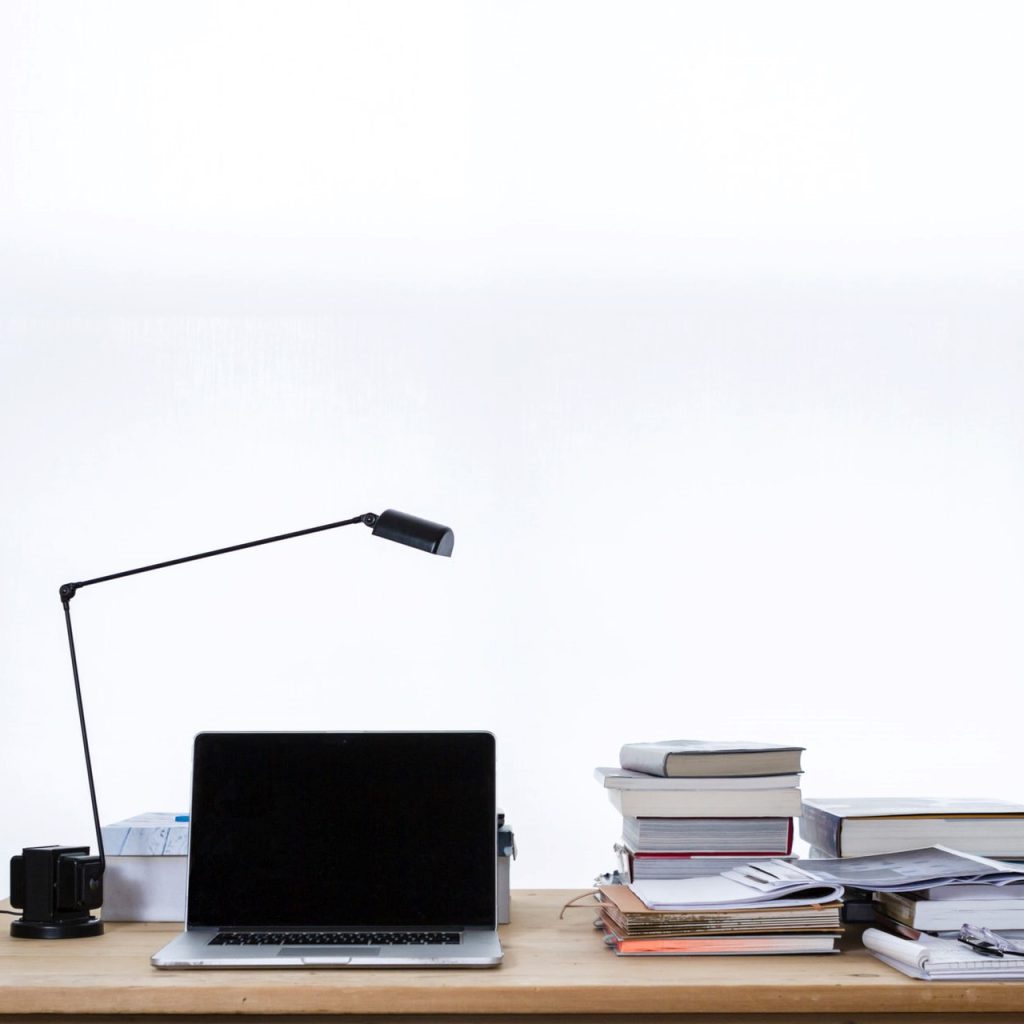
[3,891,1024,1021]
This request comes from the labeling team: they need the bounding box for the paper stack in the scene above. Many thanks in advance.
[594,860,844,955]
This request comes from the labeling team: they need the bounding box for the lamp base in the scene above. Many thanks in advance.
[10,916,104,939]
[9,846,105,939]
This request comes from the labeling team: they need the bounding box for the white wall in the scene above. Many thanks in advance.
[2,2,1022,889]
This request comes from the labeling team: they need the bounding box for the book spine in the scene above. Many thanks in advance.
[798,802,841,857]
[875,892,914,927]
[618,744,669,777]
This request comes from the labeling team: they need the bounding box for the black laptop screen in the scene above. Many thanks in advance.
[186,732,496,929]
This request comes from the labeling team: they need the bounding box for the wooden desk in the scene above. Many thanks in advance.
[2,891,1023,1022]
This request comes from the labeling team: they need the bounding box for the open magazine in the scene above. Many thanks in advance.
[630,860,842,910]
[798,846,1024,892]
[629,847,1024,911]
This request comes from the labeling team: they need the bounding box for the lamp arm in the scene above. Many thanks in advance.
[57,511,378,873]
[61,597,106,871]
[59,512,378,601]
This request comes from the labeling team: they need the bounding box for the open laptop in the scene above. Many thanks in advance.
[151,731,502,968]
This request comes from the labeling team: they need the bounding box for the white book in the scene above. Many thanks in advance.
[595,767,802,791]
[876,889,1024,931]
[622,816,793,854]
[606,785,802,819]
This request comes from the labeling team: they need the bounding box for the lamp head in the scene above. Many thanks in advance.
[370,509,454,557]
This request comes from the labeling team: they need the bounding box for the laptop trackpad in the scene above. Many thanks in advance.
[279,947,377,958]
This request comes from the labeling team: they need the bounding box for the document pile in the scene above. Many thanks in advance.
[799,846,1024,979]
[595,859,843,955]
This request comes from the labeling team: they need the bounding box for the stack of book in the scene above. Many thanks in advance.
[800,797,1024,925]
[597,739,805,883]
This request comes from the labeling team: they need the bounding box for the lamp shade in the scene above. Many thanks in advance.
[371,509,454,556]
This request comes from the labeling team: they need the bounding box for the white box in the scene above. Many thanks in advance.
[101,811,517,924]
[100,813,188,922]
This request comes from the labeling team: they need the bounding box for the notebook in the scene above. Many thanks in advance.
[151,731,502,968]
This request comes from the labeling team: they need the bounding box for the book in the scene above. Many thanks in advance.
[862,927,1024,980]
[596,885,843,936]
[874,889,1024,931]
[599,921,840,956]
[605,784,802,819]
[595,767,803,791]
[800,797,1024,858]
[622,815,794,854]
[619,740,804,778]
[616,844,795,881]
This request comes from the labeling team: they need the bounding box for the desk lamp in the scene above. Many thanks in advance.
[9,509,454,939]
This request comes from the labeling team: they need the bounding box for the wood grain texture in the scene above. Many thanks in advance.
[3,891,1024,1018]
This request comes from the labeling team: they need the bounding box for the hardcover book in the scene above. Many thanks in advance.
[621,816,794,855]
[605,785,802,819]
[615,845,796,881]
[874,889,1024,931]
[619,740,804,778]
[596,767,803,791]
[800,797,1024,858]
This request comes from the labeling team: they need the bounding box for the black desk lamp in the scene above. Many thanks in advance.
[9,509,454,939]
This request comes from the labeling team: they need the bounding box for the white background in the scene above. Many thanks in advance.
[1,1,1022,889]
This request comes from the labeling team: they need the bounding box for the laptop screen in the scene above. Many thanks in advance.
[186,732,496,929]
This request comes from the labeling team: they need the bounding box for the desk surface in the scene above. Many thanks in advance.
[3,891,1024,1022]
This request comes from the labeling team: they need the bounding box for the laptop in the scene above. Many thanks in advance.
[151,731,502,968]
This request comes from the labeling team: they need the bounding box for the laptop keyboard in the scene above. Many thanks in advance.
[210,931,461,946]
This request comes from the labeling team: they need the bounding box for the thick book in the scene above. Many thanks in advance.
[622,815,794,855]
[874,889,1024,931]
[800,797,1024,858]
[619,740,804,778]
